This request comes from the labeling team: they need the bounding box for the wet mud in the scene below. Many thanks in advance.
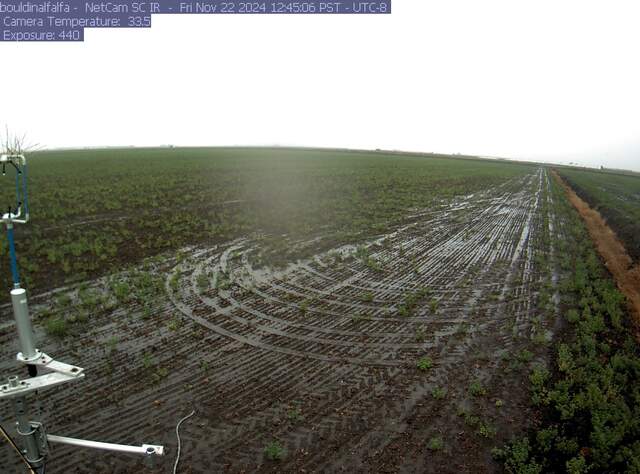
[1,169,564,473]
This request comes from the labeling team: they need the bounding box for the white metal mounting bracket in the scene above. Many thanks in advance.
[0,352,84,400]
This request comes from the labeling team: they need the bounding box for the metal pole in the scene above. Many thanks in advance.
[10,378,43,467]
[10,288,38,362]
[47,434,164,456]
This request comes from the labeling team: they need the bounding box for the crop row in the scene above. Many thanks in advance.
[496,172,640,473]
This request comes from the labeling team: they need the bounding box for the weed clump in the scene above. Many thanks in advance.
[431,386,447,400]
[427,436,444,451]
[361,291,374,303]
[264,441,286,461]
[469,380,487,397]
[416,356,433,371]
[45,317,68,337]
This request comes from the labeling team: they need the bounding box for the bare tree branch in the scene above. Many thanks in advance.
[1,125,41,155]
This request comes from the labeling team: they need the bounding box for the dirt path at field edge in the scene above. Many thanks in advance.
[552,169,640,335]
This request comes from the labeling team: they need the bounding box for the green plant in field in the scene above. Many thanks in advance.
[45,317,68,337]
[55,293,72,308]
[556,343,574,373]
[35,307,52,321]
[355,245,369,260]
[531,330,549,346]
[415,326,426,342]
[491,446,505,460]
[529,365,550,406]
[361,291,374,303]
[141,304,153,320]
[490,288,504,302]
[264,441,286,461]
[152,367,168,383]
[566,455,588,474]
[431,386,446,400]
[107,336,119,353]
[496,438,542,473]
[102,295,117,312]
[78,288,100,310]
[286,408,304,422]
[477,421,496,439]
[167,317,181,331]
[169,272,180,292]
[196,272,209,291]
[534,427,558,454]
[566,308,580,324]
[76,309,89,324]
[427,436,444,451]
[364,256,382,272]
[112,280,130,302]
[142,353,154,369]
[464,413,480,428]
[398,288,433,318]
[216,274,231,291]
[517,349,534,363]
[456,322,469,336]
[469,380,487,397]
[417,356,433,371]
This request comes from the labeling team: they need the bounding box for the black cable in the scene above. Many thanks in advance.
[0,422,35,473]
[27,364,38,377]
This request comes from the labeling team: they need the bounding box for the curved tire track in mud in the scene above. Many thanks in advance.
[153,168,556,472]
[166,170,547,368]
[0,168,561,473]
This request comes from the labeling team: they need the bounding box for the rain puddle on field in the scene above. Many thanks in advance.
[165,169,548,367]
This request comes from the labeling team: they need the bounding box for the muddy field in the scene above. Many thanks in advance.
[0,168,564,473]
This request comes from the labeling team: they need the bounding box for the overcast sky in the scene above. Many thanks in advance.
[1,0,639,171]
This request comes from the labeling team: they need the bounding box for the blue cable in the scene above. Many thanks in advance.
[7,226,20,286]
[3,159,28,287]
